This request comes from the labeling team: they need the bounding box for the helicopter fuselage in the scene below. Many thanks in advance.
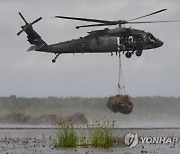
[39,27,163,56]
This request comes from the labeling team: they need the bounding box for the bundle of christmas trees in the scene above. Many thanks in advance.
[107,95,133,114]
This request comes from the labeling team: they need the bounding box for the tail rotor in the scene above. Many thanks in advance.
[17,12,42,36]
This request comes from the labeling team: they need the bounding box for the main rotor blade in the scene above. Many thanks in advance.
[76,20,129,28]
[55,15,113,24]
[128,9,167,21]
[19,12,28,24]
[127,20,180,24]
[76,20,180,28]
[76,23,112,29]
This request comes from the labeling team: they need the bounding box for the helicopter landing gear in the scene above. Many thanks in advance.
[125,52,132,58]
[52,53,61,63]
[135,50,142,57]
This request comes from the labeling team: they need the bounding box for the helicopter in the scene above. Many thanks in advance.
[17,9,180,63]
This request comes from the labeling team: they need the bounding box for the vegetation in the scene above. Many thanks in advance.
[0,95,180,112]
[55,122,77,148]
[0,95,180,121]
[55,120,122,148]
[88,120,114,148]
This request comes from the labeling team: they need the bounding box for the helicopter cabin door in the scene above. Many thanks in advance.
[89,36,117,53]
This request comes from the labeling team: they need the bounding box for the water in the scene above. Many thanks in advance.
[0,126,180,154]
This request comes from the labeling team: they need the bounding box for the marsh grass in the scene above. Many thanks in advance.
[88,120,114,148]
[55,122,77,148]
[55,120,125,148]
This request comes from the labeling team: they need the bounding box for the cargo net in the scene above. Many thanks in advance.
[107,95,133,114]
[107,53,133,114]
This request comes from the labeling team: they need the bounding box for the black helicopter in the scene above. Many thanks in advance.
[17,9,179,63]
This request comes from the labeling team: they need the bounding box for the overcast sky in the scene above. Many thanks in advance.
[0,0,180,98]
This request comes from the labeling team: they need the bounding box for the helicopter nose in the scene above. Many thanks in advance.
[160,40,163,46]
[157,40,163,47]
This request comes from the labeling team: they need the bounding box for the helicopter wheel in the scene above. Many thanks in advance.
[125,52,132,58]
[135,50,142,57]
[52,59,56,63]
[52,53,61,63]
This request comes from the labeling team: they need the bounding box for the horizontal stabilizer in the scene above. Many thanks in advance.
[27,45,38,52]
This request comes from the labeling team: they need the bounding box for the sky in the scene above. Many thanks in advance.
[0,0,180,98]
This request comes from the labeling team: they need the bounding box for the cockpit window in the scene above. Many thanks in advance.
[147,33,156,43]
